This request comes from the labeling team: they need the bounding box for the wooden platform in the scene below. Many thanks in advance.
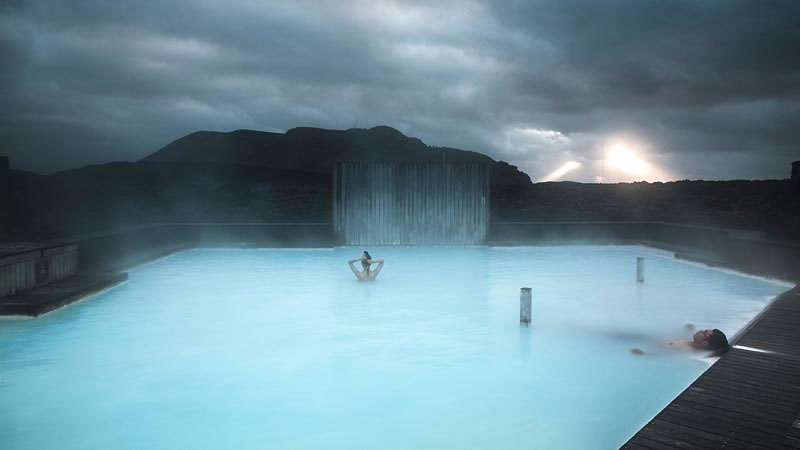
[621,285,800,450]
[0,271,128,317]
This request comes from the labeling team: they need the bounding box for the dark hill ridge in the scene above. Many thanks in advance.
[4,162,798,241]
[143,125,532,185]
[3,125,797,242]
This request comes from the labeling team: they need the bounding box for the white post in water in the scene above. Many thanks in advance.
[520,287,532,326]
[636,257,645,283]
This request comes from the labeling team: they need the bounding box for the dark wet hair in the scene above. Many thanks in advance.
[705,329,729,352]
[362,251,372,271]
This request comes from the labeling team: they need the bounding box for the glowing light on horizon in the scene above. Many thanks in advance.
[607,144,650,176]
[539,161,581,182]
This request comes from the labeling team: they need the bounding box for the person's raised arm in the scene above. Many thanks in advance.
[347,260,362,276]
[368,259,385,276]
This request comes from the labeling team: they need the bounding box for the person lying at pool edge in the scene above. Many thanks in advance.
[348,254,384,281]
[631,324,729,356]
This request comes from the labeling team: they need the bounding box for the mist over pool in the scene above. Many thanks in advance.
[0,246,788,449]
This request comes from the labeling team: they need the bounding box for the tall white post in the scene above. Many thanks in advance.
[636,257,645,283]
[520,287,532,326]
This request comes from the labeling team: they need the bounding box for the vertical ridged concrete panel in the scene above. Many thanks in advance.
[333,162,490,245]
[0,244,79,298]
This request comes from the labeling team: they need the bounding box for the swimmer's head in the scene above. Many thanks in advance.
[691,329,728,351]
[691,329,710,345]
[361,251,371,272]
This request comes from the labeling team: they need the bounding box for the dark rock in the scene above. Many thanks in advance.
[142,126,531,185]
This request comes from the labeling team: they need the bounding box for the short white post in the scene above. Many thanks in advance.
[636,257,645,283]
[520,287,532,326]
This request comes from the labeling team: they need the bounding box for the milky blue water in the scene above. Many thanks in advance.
[0,246,790,450]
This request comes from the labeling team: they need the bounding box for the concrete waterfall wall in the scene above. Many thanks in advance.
[333,162,490,245]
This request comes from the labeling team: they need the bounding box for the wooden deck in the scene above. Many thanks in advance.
[0,271,128,317]
[621,285,800,450]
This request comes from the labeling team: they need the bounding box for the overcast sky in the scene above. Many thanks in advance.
[1,0,798,181]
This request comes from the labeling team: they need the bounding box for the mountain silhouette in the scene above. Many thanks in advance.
[6,126,796,243]
[142,125,532,184]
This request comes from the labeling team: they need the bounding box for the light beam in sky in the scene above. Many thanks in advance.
[539,161,581,182]
[607,143,650,176]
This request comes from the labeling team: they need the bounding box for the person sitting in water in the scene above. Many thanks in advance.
[348,252,384,281]
[631,324,729,356]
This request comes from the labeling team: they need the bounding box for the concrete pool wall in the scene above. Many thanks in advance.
[0,242,79,298]
[75,222,335,272]
[0,223,333,316]
[489,221,800,282]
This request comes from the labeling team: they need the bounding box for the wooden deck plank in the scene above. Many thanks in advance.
[783,414,800,449]
[699,363,800,387]
[640,418,774,450]
[691,380,800,405]
[660,405,786,447]
[664,402,790,435]
[685,387,800,416]
[625,436,685,450]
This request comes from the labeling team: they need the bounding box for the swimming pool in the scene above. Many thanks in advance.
[0,246,790,449]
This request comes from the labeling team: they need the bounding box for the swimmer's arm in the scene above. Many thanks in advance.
[347,260,362,275]
[666,339,693,350]
[369,259,385,276]
[632,338,692,355]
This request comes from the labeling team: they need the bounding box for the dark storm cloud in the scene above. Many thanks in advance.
[0,0,797,180]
